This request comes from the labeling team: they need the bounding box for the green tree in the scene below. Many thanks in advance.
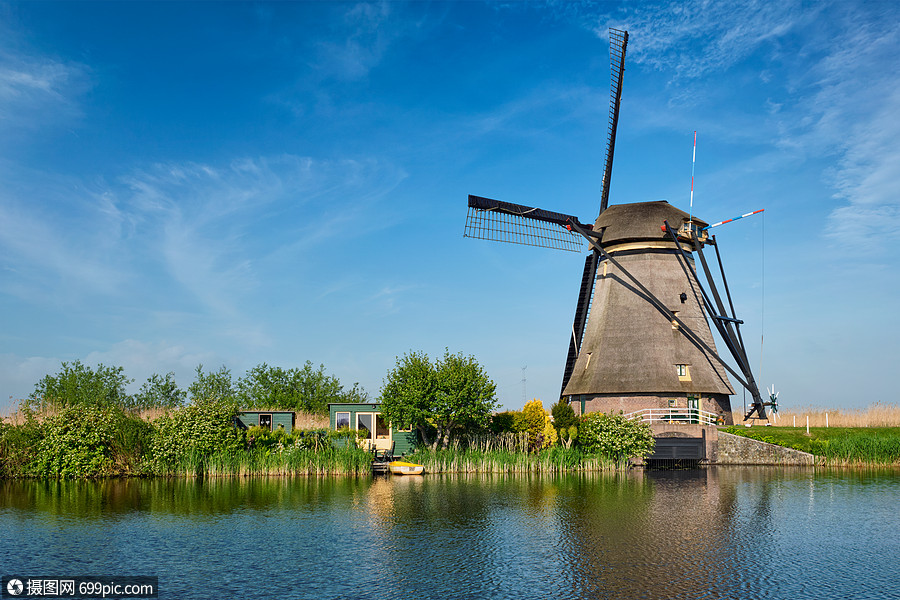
[188,365,236,404]
[25,361,133,412]
[551,401,578,448]
[431,350,497,448]
[551,401,578,436]
[379,351,435,445]
[237,361,363,415]
[133,372,186,411]
[293,361,346,414]
[577,412,655,462]
[380,349,497,449]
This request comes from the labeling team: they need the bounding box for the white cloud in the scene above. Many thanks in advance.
[602,0,807,80]
[583,1,900,252]
[0,44,90,136]
[119,155,406,317]
[0,353,61,410]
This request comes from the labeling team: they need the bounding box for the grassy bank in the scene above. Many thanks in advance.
[722,426,900,465]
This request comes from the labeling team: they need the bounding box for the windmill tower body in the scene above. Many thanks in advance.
[562,202,735,425]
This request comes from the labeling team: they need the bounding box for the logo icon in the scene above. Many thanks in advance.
[6,578,24,596]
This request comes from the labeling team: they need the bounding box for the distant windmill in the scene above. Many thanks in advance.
[464,29,773,423]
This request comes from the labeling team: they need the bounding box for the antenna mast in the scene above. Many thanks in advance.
[521,366,527,404]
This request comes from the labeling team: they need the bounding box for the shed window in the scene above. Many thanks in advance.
[259,414,272,431]
[335,412,350,429]
[357,413,373,439]
[375,414,390,439]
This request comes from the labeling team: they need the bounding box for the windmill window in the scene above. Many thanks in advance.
[584,352,592,370]
[676,364,691,381]
[672,312,680,329]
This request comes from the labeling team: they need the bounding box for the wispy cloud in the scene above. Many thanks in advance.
[601,0,807,81]
[0,39,90,137]
[120,155,407,320]
[0,154,406,324]
[582,0,900,252]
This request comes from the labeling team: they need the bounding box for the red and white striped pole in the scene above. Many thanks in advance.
[703,209,765,230]
[689,131,697,226]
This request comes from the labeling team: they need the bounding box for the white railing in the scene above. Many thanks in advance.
[624,408,719,426]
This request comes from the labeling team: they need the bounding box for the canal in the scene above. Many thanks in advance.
[2,468,898,599]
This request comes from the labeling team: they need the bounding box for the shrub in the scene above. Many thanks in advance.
[150,398,244,472]
[26,405,148,478]
[577,411,654,462]
[490,411,518,434]
[551,401,578,432]
[0,416,43,478]
[521,400,556,452]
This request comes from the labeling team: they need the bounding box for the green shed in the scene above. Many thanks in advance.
[328,402,418,458]
[236,411,295,433]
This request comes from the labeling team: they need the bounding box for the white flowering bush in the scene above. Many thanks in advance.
[150,398,243,471]
[577,412,654,461]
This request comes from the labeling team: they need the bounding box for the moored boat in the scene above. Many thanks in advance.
[388,461,425,475]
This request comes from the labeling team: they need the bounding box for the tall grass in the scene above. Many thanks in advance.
[731,402,900,428]
[155,446,373,477]
[405,433,623,473]
[821,432,900,466]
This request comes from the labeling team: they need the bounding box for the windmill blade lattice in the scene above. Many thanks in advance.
[598,28,628,215]
[463,195,585,252]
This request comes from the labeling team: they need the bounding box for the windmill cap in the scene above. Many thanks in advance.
[593,201,708,245]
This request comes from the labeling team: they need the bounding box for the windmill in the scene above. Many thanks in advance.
[464,29,773,423]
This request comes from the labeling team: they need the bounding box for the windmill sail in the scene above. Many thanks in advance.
[560,252,599,394]
[463,195,585,252]
[598,28,628,215]
[560,28,628,392]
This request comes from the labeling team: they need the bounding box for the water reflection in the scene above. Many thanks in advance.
[1,469,899,600]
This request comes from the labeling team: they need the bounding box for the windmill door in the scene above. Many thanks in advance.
[687,396,700,424]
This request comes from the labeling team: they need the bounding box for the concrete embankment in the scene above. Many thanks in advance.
[717,431,818,466]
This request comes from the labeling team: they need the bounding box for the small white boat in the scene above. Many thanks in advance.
[388,461,425,475]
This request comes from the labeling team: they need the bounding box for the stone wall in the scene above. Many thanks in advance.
[650,423,718,462]
[717,431,817,466]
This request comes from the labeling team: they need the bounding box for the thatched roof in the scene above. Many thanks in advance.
[593,201,709,245]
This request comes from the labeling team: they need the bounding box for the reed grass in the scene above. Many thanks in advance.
[155,446,373,477]
[405,433,623,473]
[731,402,900,428]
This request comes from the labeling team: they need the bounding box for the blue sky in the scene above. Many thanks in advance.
[1,1,898,414]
